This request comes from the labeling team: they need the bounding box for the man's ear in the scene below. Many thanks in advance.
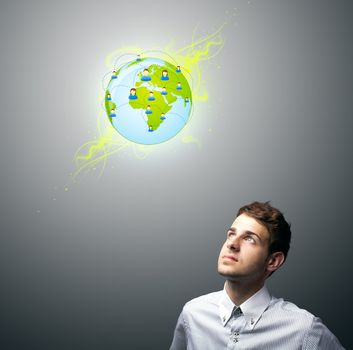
[266,252,285,273]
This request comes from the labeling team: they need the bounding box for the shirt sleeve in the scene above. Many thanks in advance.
[169,310,188,350]
[302,317,346,350]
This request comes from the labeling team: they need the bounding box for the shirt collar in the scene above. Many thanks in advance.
[218,284,271,329]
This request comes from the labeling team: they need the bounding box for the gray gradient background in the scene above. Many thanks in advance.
[1,0,352,349]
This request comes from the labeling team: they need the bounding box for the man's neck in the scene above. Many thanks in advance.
[225,279,265,306]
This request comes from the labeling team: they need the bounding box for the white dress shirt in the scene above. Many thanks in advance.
[170,285,345,350]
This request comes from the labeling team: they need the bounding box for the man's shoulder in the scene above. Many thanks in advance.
[270,297,345,348]
[269,296,317,325]
[183,290,223,312]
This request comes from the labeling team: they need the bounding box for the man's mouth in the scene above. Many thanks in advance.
[223,255,238,262]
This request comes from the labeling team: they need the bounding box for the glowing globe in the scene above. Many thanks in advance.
[105,57,192,145]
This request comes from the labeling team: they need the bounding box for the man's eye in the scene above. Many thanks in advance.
[227,231,234,238]
[245,236,255,243]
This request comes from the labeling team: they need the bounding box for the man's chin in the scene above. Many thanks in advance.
[217,267,239,279]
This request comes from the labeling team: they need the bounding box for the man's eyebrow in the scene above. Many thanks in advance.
[244,230,262,241]
[227,227,262,241]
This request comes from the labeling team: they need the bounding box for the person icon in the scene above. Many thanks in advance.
[111,70,117,79]
[145,105,152,114]
[161,69,169,80]
[160,113,166,120]
[161,87,167,95]
[185,97,190,103]
[110,108,116,117]
[148,91,155,101]
[136,54,142,61]
[176,82,182,90]
[129,88,138,100]
[141,68,151,81]
[148,125,153,132]
[106,93,111,101]
[176,65,181,73]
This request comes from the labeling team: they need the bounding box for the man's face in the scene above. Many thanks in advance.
[218,214,272,282]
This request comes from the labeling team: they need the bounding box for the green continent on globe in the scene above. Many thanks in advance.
[129,86,176,131]
[128,61,192,131]
[105,91,116,116]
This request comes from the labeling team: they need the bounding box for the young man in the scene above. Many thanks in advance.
[170,201,345,349]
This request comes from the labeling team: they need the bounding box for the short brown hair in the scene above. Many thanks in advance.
[237,201,291,260]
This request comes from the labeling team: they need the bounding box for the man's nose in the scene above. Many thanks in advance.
[227,236,240,251]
